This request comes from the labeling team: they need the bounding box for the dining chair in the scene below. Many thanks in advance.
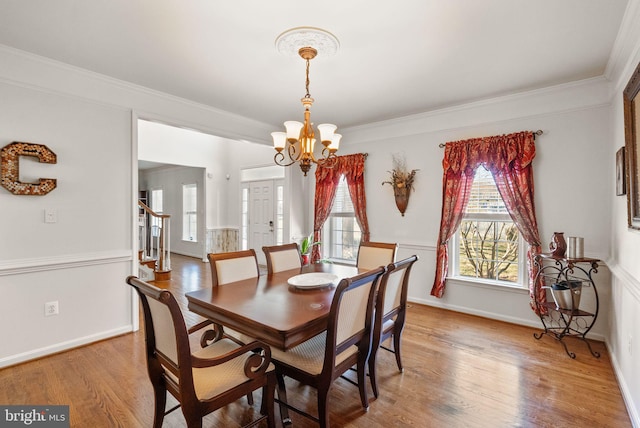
[125,275,276,428]
[262,243,302,275]
[368,255,418,398]
[270,266,386,428]
[356,241,398,270]
[206,250,260,346]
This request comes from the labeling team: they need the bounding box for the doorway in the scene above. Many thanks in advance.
[240,166,286,265]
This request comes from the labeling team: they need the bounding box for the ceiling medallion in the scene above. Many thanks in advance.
[275,27,340,58]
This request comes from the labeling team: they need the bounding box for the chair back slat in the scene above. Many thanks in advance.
[268,249,301,272]
[336,281,374,345]
[208,250,259,286]
[263,243,301,275]
[325,267,385,367]
[357,242,398,270]
[382,268,406,315]
[126,276,193,388]
[377,256,418,324]
[146,297,179,365]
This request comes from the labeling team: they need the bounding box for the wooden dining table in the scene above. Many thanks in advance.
[185,263,363,350]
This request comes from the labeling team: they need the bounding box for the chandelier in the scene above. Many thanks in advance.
[271,28,341,176]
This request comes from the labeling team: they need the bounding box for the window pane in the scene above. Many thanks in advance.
[150,189,163,229]
[182,183,197,242]
[276,184,284,245]
[241,187,249,250]
[324,176,361,262]
[465,167,507,214]
[458,220,519,282]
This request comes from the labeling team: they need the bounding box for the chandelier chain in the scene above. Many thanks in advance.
[305,58,311,98]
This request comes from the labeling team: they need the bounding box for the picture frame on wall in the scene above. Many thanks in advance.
[623,60,640,230]
[616,147,626,196]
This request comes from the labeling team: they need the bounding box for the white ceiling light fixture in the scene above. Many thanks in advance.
[271,27,342,176]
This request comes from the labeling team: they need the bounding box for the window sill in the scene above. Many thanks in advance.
[324,258,356,267]
[447,275,528,293]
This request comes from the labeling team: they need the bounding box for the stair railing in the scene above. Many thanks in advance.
[138,201,171,272]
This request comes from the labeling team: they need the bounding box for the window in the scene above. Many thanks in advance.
[323,176,361,263]
[241,185,249,250]
[150,189,163,236]
[275,183,284,245]
[452,166,524,286]
[182,183,197,242]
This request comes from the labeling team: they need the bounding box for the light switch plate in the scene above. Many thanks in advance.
[44,208,57,223]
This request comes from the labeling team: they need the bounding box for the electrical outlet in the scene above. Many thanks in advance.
[45,301,59,317]
[628,335,633,356]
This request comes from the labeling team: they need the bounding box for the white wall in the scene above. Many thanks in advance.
[606,15,640,424]
[0,80,133,366]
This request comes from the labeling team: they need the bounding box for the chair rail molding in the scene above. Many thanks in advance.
[0,250,131,276]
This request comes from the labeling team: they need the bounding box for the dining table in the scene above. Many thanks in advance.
[185,263,363,350]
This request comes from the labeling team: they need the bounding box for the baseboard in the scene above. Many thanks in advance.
[0,325,133,369]
[408,297,606,342]
[607,338,640,428]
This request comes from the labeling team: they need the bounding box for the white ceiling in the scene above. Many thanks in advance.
[0,1,630,131]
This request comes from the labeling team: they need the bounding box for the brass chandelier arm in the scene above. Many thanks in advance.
[321,146,338,159]
[274,151,298,167]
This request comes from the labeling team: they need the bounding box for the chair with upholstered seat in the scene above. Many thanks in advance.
[368,255,418,398]
[270,266,385,428]
[205,250,260,345]
[262,243,302,275]
[126,275,276,428]
[356,241,398,270]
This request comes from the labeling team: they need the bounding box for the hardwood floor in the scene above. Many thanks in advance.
[0,254,631,427]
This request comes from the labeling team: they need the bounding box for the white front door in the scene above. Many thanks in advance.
[249,180,274,265]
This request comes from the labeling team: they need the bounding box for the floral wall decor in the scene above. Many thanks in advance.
[382,154,418,216]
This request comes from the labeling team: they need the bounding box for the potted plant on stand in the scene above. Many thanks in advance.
[300,233,320,265]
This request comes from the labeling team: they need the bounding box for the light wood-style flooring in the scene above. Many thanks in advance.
[0,254,631,427]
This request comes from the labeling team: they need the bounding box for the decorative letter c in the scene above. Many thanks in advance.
[1,142,57,195]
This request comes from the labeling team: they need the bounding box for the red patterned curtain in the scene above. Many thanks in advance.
[430,131,544,312]
[312,154,369,262]
[343,154,371,244]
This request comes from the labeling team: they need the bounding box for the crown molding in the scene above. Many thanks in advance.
[341,77,612,144]
[605,0,640,92]
[0,44,273,144]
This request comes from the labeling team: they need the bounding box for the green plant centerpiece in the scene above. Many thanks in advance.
[300,233,320,265]
[382,154,418,216]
